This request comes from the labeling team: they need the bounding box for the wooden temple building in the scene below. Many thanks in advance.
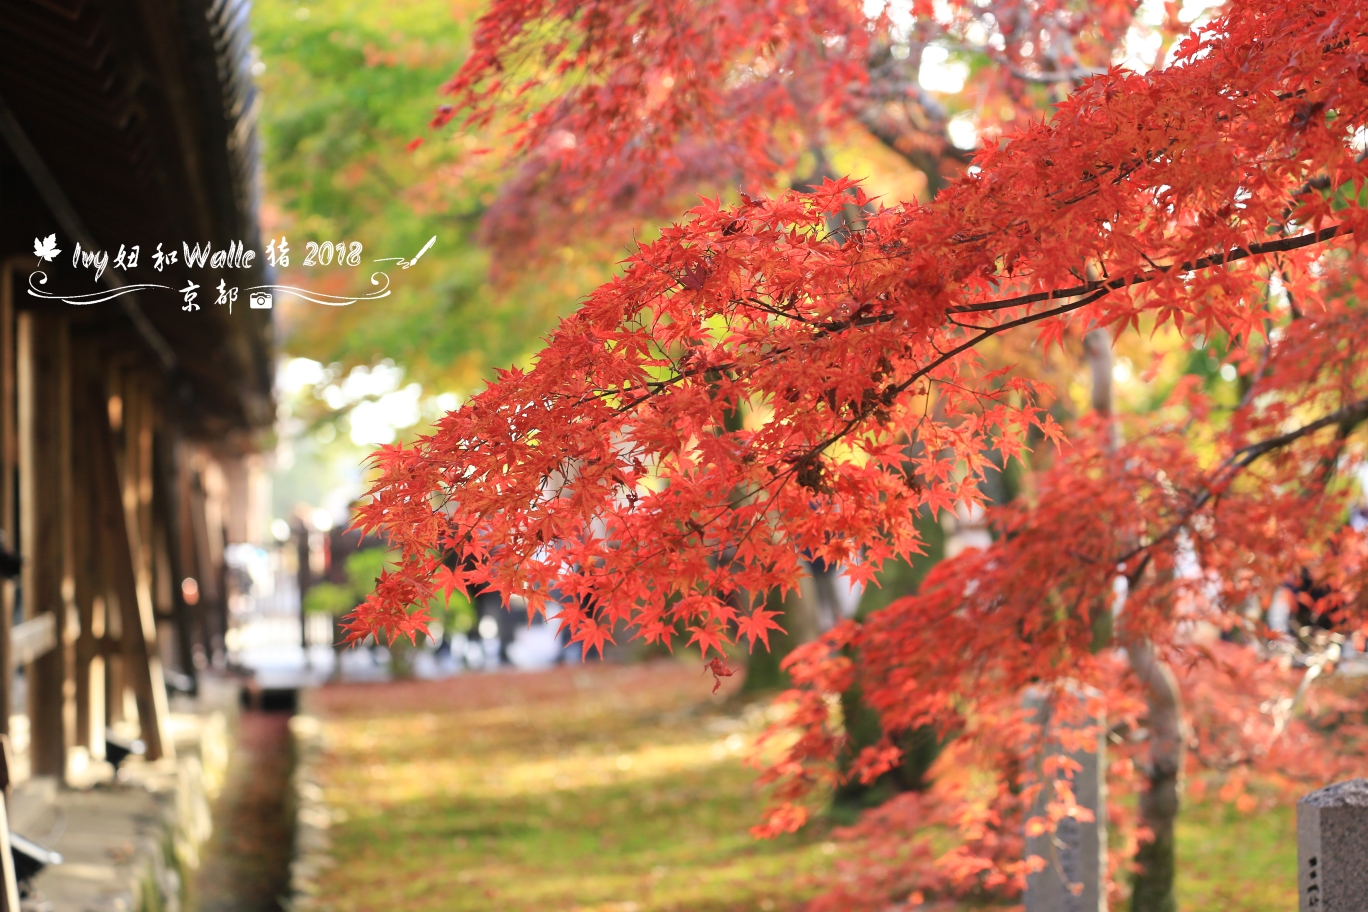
[0,0,272,807]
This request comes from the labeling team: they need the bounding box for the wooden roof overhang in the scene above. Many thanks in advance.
[0,0,273,443]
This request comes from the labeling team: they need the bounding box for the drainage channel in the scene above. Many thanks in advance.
[191,688,299,912]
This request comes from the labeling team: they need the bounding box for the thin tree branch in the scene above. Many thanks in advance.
[947,224,1347,315]
[1117,395,1368,567]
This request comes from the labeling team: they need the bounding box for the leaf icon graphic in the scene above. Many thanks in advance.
[33,234,61,263]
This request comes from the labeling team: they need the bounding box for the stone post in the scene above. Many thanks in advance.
[1298,779,1368,912]
[1023,687,1107,912]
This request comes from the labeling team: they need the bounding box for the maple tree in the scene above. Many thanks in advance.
[434,0,1165,255]
[347,0,1368,908]
[422,0,1170,689]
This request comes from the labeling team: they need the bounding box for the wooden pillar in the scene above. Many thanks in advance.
[103,368,125,729]
[86,376,173,761]
[0,737,20,912]
[294,516,313,655]
[205,459,230,661]
[155,433,197,690]
[17,312,77,779]
[188,457,226,662]
[123,374,155,579]
[70,346,105,760]
[0,266,18,912]
[104,581,125,729]
[0,264,19,742]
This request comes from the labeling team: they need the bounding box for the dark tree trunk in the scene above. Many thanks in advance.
[1128,637,1184,912]
[740,586,809,693]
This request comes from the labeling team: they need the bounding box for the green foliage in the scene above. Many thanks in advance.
[344,548,392,593]
[253,0,615,390]
[304,581,357,616]
[441,592,476,634]
[303,545,475,636]
[302,548,398,616]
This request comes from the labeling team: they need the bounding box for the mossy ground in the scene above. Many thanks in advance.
[307,660,1299,912]
[1174,796,1297,912]
[308,662,835,911]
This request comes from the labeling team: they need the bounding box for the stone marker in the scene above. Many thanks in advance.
[1298,779,1368,912]
[1023,687,1107,912]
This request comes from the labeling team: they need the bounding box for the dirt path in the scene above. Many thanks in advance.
[192,709,296,912]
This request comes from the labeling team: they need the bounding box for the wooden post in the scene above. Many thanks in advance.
[86,377,173,761]
[0,263,21,742]
[105,579,125,730]
[0,736,20,912]
[17,312,76,779]
[188,456,226,662]
[294,516,313,658]
[0,265,18,912]
[204,459,230,660]
[104,368,126,729]
[155,433,198,690]
[70,347,106,760]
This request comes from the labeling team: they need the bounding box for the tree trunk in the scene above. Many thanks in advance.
[740,586,800,693]
[1084,326,1184,912]
[832,511,946,811]
[740,576,829,693]
[1128,637,1184,912]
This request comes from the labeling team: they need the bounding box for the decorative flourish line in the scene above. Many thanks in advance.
[27,271,170,305]
[245,272,392,306]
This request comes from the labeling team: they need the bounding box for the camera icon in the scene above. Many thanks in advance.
[249,291,272,310]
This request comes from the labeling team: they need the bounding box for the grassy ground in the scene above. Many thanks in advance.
[308,661,837,912]
[1174,797,1297,912]
[306,661,1301,912]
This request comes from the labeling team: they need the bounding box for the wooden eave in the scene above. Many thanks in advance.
[0,0,274,441]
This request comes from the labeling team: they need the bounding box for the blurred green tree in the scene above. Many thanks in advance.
[253,0,615,392]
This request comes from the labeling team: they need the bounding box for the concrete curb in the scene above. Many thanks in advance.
[287,714,335,912]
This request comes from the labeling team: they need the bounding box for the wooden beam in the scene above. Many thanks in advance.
[17,312,76,779]
[86,377,174,761]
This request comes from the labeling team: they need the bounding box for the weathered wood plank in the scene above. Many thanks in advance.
[8,616,55,667]
[86,377,174,762]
